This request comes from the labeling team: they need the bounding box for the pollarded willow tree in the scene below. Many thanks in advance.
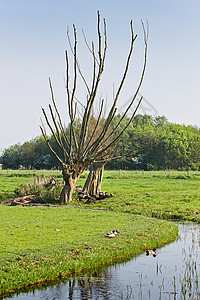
[40,11,148,202]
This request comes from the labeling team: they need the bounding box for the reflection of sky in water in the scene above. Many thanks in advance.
[8,224,200,299]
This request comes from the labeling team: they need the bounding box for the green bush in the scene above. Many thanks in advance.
[14,183,63,204]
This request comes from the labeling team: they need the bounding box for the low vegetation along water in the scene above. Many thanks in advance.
[1,170,200,298]
[6,223,200,299]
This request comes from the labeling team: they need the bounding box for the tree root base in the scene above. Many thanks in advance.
[77,188,113,204]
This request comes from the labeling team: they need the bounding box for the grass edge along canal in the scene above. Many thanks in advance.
[0,206,178,297]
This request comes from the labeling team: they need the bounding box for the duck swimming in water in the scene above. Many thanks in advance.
[143,244,157,257]
[146,248,157,257]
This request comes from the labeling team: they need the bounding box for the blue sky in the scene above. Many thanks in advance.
[1,0,200,151]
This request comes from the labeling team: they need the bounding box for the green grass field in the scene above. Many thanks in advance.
[75,169,200,222]
[1,169,200,223]
[1,169,200,296]
[0,206,177,297]
[97,170,200,222]
[0,169,62,201]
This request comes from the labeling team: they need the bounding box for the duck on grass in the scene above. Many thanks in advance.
[106,230,119,238]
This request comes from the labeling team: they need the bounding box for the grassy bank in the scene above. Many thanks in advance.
[0,206,178,297]
[1,169,199,296]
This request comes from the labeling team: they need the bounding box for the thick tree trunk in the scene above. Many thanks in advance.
[60,182,76,203]
[97,165,104,193]
[60,164,84,203]
[83,164,104,195]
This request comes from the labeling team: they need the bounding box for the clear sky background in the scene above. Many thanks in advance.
[1,0,200,152]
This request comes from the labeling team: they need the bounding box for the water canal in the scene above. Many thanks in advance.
[6,223,200,299]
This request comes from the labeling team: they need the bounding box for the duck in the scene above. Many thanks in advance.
[106,230,119,238]
[112,230,119,235]
[146,248,157,257]
[107,232,116,238]
[143,244,157,257]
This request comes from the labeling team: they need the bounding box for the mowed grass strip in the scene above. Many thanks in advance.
[0,206,177,296]
[1,170,200,221]
[76,170,200,222]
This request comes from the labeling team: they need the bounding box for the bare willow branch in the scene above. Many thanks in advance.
[95,20,148,150]
[83,19,138,157]
[82,99,105,157]
[49,78,70,148]
[90,41,97,97]
[78,11,107,153]
[102,18,107,70]
[82,29,99,66]
[84,107,117,158]
[104,21,137,126]
[48,104,69,161]
[70,102,79,152]
[40,126,63,165]
[68,27,91,96]
[41,107,63,151]
[94,96,143,160]
[70,24,77,119]
[65,50,71,117]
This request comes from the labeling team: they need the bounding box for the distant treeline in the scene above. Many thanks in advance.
[2,114,200,170]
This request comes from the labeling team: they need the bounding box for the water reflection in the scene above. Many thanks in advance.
[7,223,200,299]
